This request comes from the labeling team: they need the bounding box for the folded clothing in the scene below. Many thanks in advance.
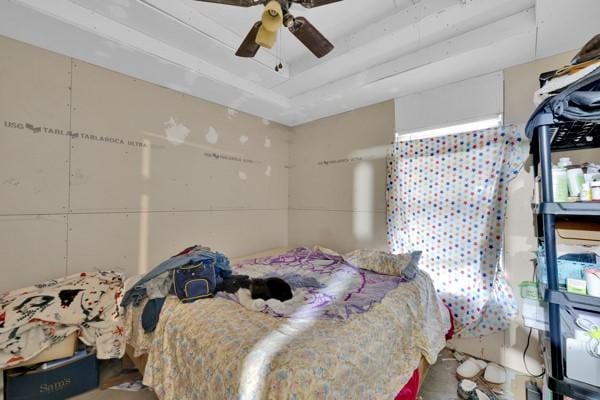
[0,271,125,368]
[141,297,166,333]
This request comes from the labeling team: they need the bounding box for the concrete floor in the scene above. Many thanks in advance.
[75,349,534,400]
[419,349,535,400]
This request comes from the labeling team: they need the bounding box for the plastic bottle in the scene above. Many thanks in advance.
[579,182,592,202]
[566,166,585,197]
[592,181,600,201]
[558,157,572,168]
[552,166,569,202]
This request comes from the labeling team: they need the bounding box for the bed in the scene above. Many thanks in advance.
[123,247,452,400]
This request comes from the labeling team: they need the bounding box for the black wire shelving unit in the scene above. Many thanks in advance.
[530,115,600,399]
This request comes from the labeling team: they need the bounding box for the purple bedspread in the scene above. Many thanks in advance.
[224,247,408,320]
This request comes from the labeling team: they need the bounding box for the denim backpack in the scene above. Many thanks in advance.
[172,261,217,303]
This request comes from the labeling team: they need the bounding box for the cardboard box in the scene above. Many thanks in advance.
[556,221,600,245]
[18,332,77,368]
[4,350,98,400]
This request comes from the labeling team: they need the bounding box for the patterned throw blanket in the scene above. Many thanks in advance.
[0,271,125,368]
[220,247,408,320]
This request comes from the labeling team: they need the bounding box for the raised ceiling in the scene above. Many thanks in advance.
[1,0,598,126]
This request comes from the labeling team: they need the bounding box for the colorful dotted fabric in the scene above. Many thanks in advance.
[386,126,528,336]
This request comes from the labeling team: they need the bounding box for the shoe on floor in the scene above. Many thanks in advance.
[457,379,477,399]
[457,357,488,379]
[457,380,493,400]
[483,363,506,385]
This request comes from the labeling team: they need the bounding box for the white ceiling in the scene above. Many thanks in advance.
[0,0,599,127]
[193,0,412,63]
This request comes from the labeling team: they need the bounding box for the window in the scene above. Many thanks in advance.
[395,114,503,142]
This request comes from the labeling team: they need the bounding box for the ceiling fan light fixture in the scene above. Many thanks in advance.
[255,24,277,49]
[194,0,337,59]
[260,0,283,32]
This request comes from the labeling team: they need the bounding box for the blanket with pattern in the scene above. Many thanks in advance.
[0,271,125,368]
[219,247,408,320]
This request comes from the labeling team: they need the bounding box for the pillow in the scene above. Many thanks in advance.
[312,245,341,257]
[344,249,421,279]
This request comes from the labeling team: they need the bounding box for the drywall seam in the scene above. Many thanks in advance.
[288,208,385,214]
[65,57,74,278]
[0,208,290,217]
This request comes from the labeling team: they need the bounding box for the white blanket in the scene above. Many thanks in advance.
[0,271,125,368]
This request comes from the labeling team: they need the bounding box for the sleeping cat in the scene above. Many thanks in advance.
[248,277,293,302]
[218,275,293,302]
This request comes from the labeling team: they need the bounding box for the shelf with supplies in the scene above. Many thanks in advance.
[530,115,600,399]
[534,202,600,216]
[527,38,600,400]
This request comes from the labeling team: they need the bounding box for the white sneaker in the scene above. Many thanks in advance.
[457,357,488,379]
[483,363,506,385]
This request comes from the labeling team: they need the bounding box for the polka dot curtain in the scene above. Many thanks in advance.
[386,126,528,336]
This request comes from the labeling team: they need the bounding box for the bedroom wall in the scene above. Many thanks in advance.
[0,36,291,293]
[287,52,592,374]
[288,101,394,251]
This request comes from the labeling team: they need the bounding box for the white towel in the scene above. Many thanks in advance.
[236,289,307,318]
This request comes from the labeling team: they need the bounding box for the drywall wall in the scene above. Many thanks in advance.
[0,35,290,293]
[288,101,394,252]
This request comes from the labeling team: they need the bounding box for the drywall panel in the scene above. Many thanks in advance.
[0,215,67,293]
[207,210,288,258]
[289,101,394,212]
[0,36,70,214]
[0,36,291,296]
[535,0,600,58]
[504,50,575,125]
[66,0,290,83]
[286,9,535,126]
[394,72,503,134]
[287,0,534,81]
[289,160,386,213]
[0,2,293,126]
[69,60,289,213]
[67,210,288,277]
[288,210,387,253]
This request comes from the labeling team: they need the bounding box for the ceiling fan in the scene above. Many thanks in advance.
[193,0,341,58]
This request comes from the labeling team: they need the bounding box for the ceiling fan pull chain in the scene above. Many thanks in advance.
[275,26,284,72]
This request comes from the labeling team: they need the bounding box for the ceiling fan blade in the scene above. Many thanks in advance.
[193,0,264,7]
[288,17,333,58]
[236,22,262,57]
[295,0,343,8]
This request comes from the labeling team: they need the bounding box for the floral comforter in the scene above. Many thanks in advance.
[125,248,450,400]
